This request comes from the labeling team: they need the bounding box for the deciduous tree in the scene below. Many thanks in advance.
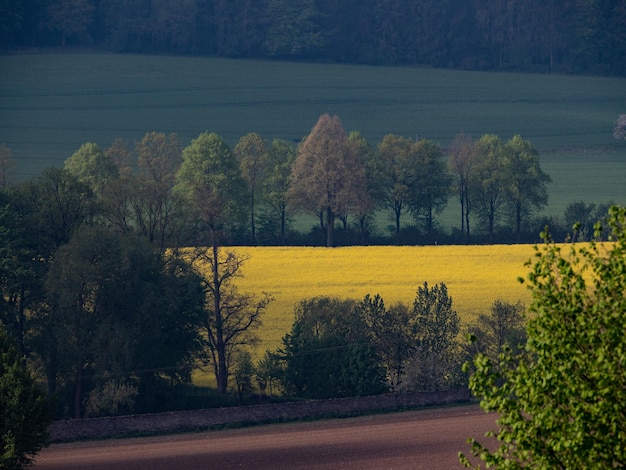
[261,139,296,244]
[504,135,551,239]
[376,134,419,240]
[279,296,387,398]
[410,139,451,234]
[288,114,367,247]
[176,132,247,246]
[264,0,327,57]
[448,133,475,240]
[358,294,414,391]
[469,134,508,242]
[235,132,270,244]
[464,299,526,365]
[461,205,626,468]
[133,132,184,251]
[0,326,53,470]
[348,131,376,242]
[64,142,119,196]
[406,282,461,392]
[44,227,205,418]
[191,248,271,394]
[177,132,257,394]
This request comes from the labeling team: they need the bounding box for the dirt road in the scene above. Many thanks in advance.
[35,404,496,469]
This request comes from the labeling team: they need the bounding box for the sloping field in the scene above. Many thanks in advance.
[218,244,536,354]
[1,54,625,220]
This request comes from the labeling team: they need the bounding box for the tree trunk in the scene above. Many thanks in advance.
[395,207,401,242]
[465,195,471,240]
[326,207,335,247]
[460,193,465,239]
[73,361,83,419]
[280,204,286,244]
[515,202,522,241]
[250,192,256,244]
[211,237,228,394]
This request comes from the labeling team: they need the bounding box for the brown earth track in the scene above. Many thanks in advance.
[35,404,497,470]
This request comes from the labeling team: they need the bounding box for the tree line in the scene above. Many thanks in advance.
[244,286,526,401]
[2,0,625,76]
[1,114,557,248]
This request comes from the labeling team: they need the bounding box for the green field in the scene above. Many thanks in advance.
[1,53,625,220]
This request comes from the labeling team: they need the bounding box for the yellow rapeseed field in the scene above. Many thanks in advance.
[215,244,537,355]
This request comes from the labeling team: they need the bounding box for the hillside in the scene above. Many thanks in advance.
[1,54,625,221]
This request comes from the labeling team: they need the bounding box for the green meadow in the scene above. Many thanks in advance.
[1,53,625,220]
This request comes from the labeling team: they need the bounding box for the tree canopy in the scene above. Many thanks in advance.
[288,114,368,247]
[0,326,53,469]
[3,0,624,76]
[279,296,387,399]
[461,205,626,468]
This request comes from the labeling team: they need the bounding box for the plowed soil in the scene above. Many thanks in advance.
[35,404,497,469]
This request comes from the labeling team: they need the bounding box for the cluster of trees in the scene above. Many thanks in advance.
[0,131,273,421]
[228,287,527,401]
[2,0,625,76]
[2,114,554,247]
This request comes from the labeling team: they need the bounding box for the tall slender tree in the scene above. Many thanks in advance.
[235,132,270,244]
[408,282,460,392]
[134,132,183,251]
[176,132,259,394]
[504,135,551,240]
[448,133,475,241]
[410,139,451,234]
[262,138,296,244]
[376,134,419,241]
[470,134,509,242]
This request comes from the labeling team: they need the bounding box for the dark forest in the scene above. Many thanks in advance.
[2,0,625,76]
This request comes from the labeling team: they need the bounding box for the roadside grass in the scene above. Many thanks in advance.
[2,53,625,220]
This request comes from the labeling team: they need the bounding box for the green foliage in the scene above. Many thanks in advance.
[564,201,615,242]
[44,227,205,418]
[232,350,255,402]
[358,294,415,391]
[0,327,53,470]
[504,135,551,238]
[176,132,247,242]
[264,0,327,57]
[279,297,388,399]
[461,205,626,468]
[84,380,138,418]
[464,299,527,366]
[376,134,420,237]
[235,132,270,244]
[64,142,119,195]
[470,134,509,241]
[259,139,296,244]
[406,282,462,392]
[409,139,452,233]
